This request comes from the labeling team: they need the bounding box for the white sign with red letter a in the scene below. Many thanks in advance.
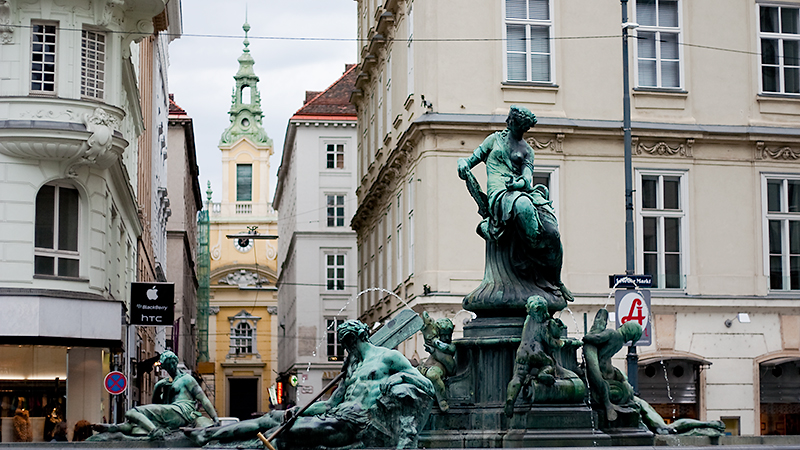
[614,289,652,346]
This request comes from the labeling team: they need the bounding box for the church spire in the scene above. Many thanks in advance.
[220,20,271,146]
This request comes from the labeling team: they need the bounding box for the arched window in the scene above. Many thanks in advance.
[232,322,253,355]
[241,86,251,104]
[34,183,79,277]
[228,310,260,356]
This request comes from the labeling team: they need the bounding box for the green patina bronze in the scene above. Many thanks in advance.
[582,308,642,422]
[457,105,571,317]
[89,351,218,441]
[418,312,457,412]
[505,296,585,417]
[219,21,272,147]
[187,320,434,449]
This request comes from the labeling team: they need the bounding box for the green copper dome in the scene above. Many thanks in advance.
[220,21,272,147]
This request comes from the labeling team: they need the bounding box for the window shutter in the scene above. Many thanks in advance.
[506,0,526,19]
[637,0,657,26]
[658,0,679,27]
[528,0,549,20]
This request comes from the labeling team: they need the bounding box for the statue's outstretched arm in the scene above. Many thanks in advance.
[190,379,219,424]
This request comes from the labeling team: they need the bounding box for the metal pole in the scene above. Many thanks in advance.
[621,0,639,394]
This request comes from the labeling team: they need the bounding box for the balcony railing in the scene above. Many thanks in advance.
[236,203,252,214]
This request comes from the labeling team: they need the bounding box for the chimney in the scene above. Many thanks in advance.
[304,91,322,104]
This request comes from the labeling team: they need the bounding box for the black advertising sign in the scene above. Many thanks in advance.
[130,282,174,326]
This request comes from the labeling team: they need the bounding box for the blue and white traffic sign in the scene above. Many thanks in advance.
[104,371,127,395]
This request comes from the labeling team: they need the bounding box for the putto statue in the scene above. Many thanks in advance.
[91,351,218,440]
[187,320,434,449]
[457,105,571,316]
[418,312,456,412]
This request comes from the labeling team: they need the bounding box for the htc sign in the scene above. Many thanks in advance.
[130,282,174,326]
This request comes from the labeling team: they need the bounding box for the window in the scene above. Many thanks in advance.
[377,73,384,145]
[236,164,252,201]
[81,29,105,99]
[229,311,260,356]
[35,184,79,277]
[327,195,345,227]
[396,191,404,284]
[326,143,345,169]
[386,52,393,130]
[635,0,681,89]
[326,254,345,290]
[231,322,254,355]
[326,318,346,361]
[764,175,800,290]
[759,5,800,94]
[31,22,57,93]
[636,171,687,289]
[504,0,553,83]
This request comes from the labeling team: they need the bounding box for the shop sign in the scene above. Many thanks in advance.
[130,282,174,325]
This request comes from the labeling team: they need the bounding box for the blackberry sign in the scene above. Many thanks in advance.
[131,282,174,326]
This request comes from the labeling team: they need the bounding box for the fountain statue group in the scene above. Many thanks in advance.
[89,106,723,449]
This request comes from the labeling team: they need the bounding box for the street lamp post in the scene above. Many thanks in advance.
[621,0,639,394]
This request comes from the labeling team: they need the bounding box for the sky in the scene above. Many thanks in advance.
[168,1,357,203]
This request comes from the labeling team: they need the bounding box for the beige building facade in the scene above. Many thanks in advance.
[352,0,800,436]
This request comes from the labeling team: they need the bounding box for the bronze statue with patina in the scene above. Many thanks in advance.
[92,351,218,440]
[186,320,434,449]
[458,105,571,316]
[418,312,456,412]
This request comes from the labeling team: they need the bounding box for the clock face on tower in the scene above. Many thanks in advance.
[234,237,253,253]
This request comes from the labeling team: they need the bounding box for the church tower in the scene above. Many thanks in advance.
[202,20,279,421]
[218,20,273,216]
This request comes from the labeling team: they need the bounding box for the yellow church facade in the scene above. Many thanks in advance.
[201,22,279,420]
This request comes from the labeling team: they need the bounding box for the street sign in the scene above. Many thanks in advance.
[130,282,174,326]
[609,274,652,289]
[104,371,127,395]
[614,289,652,346]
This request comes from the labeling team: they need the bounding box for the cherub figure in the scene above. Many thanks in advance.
[505,296,565,417]
[418,312,456,412]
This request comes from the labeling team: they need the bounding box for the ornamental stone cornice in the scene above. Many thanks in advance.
[0,98,128,177]
[351,142,412,233]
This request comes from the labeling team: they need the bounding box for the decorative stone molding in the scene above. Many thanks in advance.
[0,0,12,44]
[756,141,800,160]
[267,306,278,315]
[265,242,277,261]
[525,133,564,153]
[218,269,269,288]
[633,138,693,157]
[351,144,412,232]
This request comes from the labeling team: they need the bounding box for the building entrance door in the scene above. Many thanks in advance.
[228,378,258,420]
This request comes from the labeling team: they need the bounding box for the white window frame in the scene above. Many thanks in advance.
[502,0,555,84]
[228,311,260,356]
[30,21,57,94]
[635,169,689,289]
[761,173,800,290]
[325,317,346,361]
[325,142,346,169]
[386,205,393,290]
[34,182,80,278]
[386,51,393,132]
[758,3,800,95]
[326,194,346,227]
[633,0,683,89]
[81,28,106,99]
[532,165,560,220]
[377,73,384,148]
[325,252,346,291]
[396,190,404,284]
